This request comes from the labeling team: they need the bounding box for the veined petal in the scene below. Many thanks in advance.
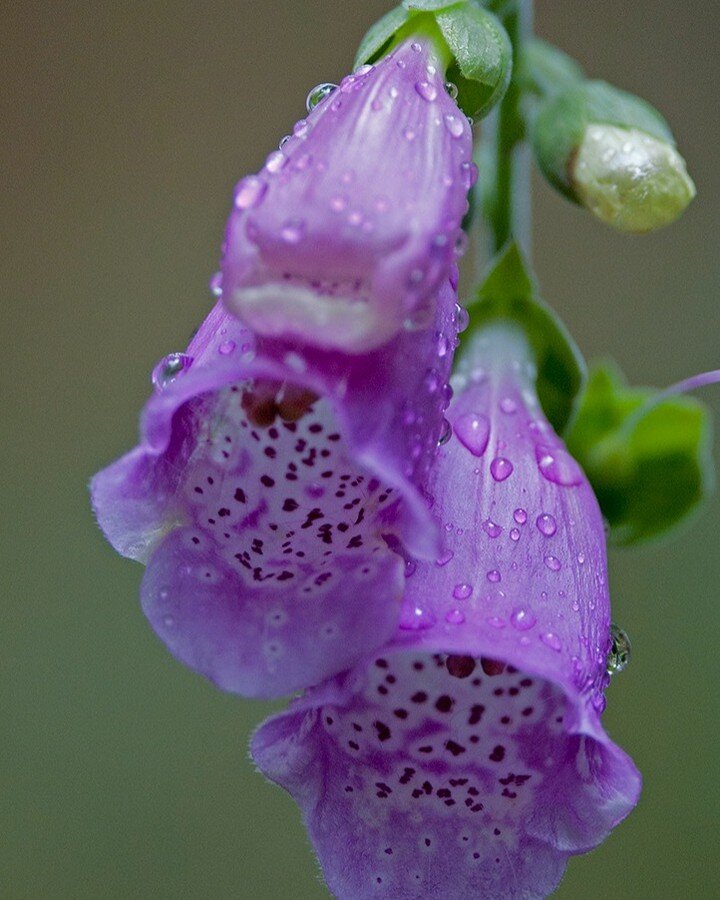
[252,324,640,896]
[222,38,474,353]
[91,282,459,696]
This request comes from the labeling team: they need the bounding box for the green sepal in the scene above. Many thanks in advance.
[461,243,586,434]
[518,38,584,98]
[565,362,714,545]
[354,6,410,69]
[435,2,512,119]
[355,1,511,120]
[533,80,674,199]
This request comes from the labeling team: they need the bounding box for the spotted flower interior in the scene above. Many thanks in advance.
[254,648,638,899]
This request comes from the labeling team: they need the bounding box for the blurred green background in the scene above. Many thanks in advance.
[2,1,719,897]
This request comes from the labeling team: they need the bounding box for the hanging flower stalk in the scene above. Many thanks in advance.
[91,0,714,896]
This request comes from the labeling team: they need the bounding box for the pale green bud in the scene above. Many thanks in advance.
[572,124,696,233]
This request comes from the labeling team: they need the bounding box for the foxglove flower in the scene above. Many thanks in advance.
[91,268,461,697]
[222,37,474,352]
[252,323,640,898]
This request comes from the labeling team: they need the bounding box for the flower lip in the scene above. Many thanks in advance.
[221,37,474,352]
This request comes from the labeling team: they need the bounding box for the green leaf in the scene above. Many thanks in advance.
[461,243,586,434]
[354,6,410,68]
[565,362,714,545]
[436,2,512,118]
[533,80,674,199]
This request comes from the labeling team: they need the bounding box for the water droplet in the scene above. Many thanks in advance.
[455,304,469,333]
[452,583,473,600]
[330,195,348,212]
[513,508,527,525]
[265,150,287,174]
[415,80,438,102]
[607,624,631,674]
[280,219,305,243]
[163,614,175,628]
[486,570,501,583]
[482,519,503,539]
[510,607,536,631]
[510,528,520,542]
[490,457,514,482]
[445,608,465,625]
[444,114,465,138]
[535,444,584,487]
[399,604,436,631]
[486,616,505,629]
[234,175,267,210]
[577,553,585,565]
[404,128,416,142]
[436,333,449,357]
[404,560,417,578]
[411,42,422,53]
[500,397,517,414]
[218,339,236,356]
[536,514,557,537]
[454,412,490,456]
[460,161,478,190]
[438,418,452,446]
[544,555,562,572]
[152,352,193,390]
[306,82,337,111]
[445,81,459,100]
[209,271,223,297]
[541,632,563,652]
[435,549,454,567]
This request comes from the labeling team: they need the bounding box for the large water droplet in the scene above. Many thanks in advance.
[513,508,527,525]
[454,412,490,456]
[399,604,436,631]
[152,352,193,390]
[438,418,452,446]
[455,304,470,333]
[535,444,584,487]
[444,81,459,100]
[544,555,562,572]
[234,175,267,210]
[306,82,337,111]
[483,519,503,539]
[536,513,557,537]
[490,457,514,482]
[486,570,501,583]
[607,624,631,674]
[444,114,465,138]
[265,150,287,174]
[541,632,563,652]
[510,607,537,631]
[415,80,438,102]
[435,548,454,567]
[452,583,473,600]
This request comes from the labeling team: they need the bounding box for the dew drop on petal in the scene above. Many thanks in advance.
[454,412,490,456]
[280,219,305,243]
[218,340,236,356]
[444,114,465,138]
[265,150,287,174]
[544,555,562,572]
[209,271,223,297]
[541,632,563,652]
[152,352,193,390]
[510,528,521,542]
[306,82,337,111]
[510,607,537,631]
[486,570,501,583]
[399,604,436,631]
[607,624,632,674]
[445,608,466,625]
[513,508,527,525]
[490,457,514,482]
[435,549,454,567]
[438,418,452,446]
[444,81,459,100]
[536,513,557,537]
[535,444,585,487]
[482,519,503,539]
[415,80,438,102]
[500,397,517,414]
[452,583,473,600]
[234,175,267,210]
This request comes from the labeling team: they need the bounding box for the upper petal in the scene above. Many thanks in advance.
[222,39,474,352]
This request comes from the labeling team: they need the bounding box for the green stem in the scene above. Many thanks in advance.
[481,0,533,258]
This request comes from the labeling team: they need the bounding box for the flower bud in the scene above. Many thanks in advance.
[533,80,695,233]
[571,124,696,233]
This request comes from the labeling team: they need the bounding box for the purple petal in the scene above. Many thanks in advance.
[222,39,474,353]
[91,282,459,695]
[251,324,640,894]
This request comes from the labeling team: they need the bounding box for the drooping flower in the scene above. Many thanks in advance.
[222,36,475,353]
[252,323,640,898]
[91,269,462,698]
